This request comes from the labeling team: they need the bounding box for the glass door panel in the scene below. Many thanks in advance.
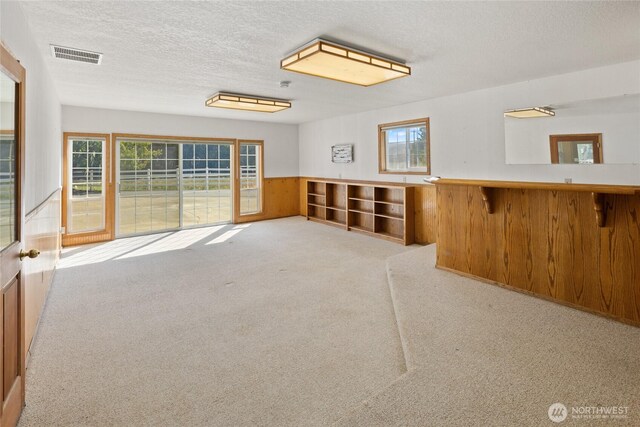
[118,140,180,235]
[182,143,233,227]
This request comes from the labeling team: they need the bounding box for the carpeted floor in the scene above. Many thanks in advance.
[19,217,409,426]
[20,219,640,426]
[336,245,640,426]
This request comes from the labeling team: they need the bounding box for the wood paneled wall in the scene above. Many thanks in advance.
[436,183,640,326]
[414,185,437,244]
[299,177,437,244]
[24,189,61,362]
[236,177,300,224]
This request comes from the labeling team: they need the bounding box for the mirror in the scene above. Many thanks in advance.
[505,94,640,164]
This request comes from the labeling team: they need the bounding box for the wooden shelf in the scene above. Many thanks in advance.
[305,179,414,245]
[374,200,403,206]
[435,178,640,195]
[349,209,374,215]
[349,225,375,234]
[375,213,403,220]
[376,230,404,241]
[435,178,639,228]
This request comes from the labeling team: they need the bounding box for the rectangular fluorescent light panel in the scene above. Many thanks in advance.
[281,39,410,86]
[205,93,291,113]
[504,107,555,118]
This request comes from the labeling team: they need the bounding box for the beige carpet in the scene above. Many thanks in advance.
[19,217,410,426]
[20,222,640,426]
[336,245,640,426]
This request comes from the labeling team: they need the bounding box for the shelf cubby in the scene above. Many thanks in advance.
[326,183,347,211]
[326,208,347,226]
[375,202,404,220]
[374,187,405,205]
[348,211,375,233]
[307,181,326,197]
[349,185,374,201]
[307,204,326,221]
[348,198,374,215]
[375,216,404,242]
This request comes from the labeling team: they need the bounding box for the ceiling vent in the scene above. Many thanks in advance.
[50,45,102,64]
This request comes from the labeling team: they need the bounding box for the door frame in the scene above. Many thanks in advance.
[549,133,603,164]
[234,139,264,222]
[0,41,27,426]
[61,132,114,246]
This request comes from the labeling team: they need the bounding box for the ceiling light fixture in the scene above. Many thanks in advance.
[504,106,555,118]
[281,38,410,86]
[205,92,291,113]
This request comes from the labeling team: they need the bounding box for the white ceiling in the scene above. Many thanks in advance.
[19,1,640,124]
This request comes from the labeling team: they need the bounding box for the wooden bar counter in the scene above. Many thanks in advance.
[435,178,640,326]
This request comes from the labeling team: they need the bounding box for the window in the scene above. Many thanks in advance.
[379,118,430,174]
[549,133,602,164]
[237,140,263,216]
[62,133,113,246]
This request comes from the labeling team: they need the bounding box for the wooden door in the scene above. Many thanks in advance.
[0,43,29,427]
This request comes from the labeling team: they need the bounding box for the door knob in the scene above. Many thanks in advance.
[19,249,40,260]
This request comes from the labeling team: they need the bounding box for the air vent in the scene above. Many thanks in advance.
[50,45,102,64]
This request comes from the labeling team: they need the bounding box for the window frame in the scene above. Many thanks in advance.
[61,132,114,246]
[549,133,603,164]
[378,117,431,175]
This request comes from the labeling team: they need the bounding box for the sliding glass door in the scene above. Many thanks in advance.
[116,137,234,236]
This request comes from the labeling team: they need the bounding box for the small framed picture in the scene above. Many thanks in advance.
[331,144,353,163]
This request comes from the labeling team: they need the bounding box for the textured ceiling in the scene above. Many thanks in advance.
[19,1,640,124]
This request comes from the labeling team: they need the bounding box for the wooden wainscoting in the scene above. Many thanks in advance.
[24,189,61,362]
[436,180,640,326]
[300,177,437,245]
[235,177,300,224]
[414,185,437,244]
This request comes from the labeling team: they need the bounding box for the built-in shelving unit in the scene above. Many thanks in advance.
[306,179,414,245]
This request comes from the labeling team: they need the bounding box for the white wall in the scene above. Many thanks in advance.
[62,106,299,178]
[1,1,62,211]
[299,61,640,185]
